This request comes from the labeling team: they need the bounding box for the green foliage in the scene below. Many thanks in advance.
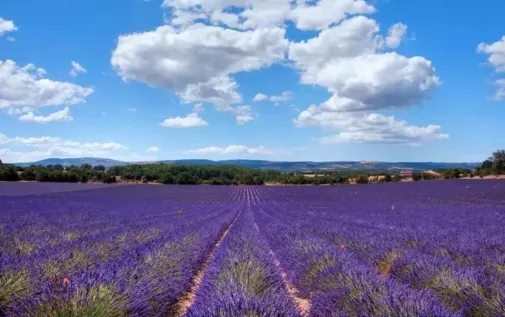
[0,270,30,311]
[109,164,277,185]
[476,149,505,176]
[15,165,116,184]
[392,174,402,182]
[6,159,477,186]
[176,171,197,185]
[436,168,470,179]
[21,169,36,181]
[422,172,439,181]
[33,283,127,317]
[0,164,20,181]
[412,172,423,181]
[160,173,174,185]
[355,175,369,184]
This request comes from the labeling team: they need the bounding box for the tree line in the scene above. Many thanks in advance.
[1,150,503,185]
[0,163,117,183]
[0,162,388,185]
[476,150,505,177]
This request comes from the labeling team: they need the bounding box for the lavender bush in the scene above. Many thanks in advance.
[1,181,504,316]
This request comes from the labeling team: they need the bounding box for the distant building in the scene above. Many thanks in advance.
[399,169,413,178]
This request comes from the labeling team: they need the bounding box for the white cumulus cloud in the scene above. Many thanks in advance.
[113,0,444,144]
[478,36,505,100]
[189,145,273,155]
[111,23,288,122]
[18,107,74,123]
[223,105,255,124]
[7,107,34,116]
[493,79,505,101]
[385,23,408,49]
[295,109,448,145]
[192,103,204,113]
[0,132,128,163]
[69,61,87,77]
[162,0,374,31]
[0,17,17,37]
[253,91,292,104]
[146,146,161,152]
[160,112,209,128]
[289,17,440,114]
[253,93,268,102]
[289,15,444,145]
[289,0,375,31]
[0,59,94,110]
[478,36,505,72]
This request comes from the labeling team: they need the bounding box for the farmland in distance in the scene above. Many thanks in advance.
[1,181,505,316]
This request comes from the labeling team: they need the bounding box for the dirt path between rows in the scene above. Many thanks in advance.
[253,222,311,317]
[173,209,242,316]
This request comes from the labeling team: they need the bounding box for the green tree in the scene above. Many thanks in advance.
[0,164,20,181]
[53,164,64,171]
[67,172,79,183]
[176,172,197,185]
[78,173,89,183]
[392,174,402,182]
[253,176,264,185]
[243,175,255,185]
[103,175,117,184]
[490,150,505,175]
[355,175,369,184]
[161,173,174,185]
[35,170,51,182]
[21,169,36,181]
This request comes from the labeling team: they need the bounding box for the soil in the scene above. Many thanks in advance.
[173,211,241,316]
[424,170,442,177]
[253,222,311,316]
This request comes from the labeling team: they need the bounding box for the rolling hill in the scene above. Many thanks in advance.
[13,158,480,172]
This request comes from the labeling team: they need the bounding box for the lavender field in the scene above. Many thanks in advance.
[1,181,505,316]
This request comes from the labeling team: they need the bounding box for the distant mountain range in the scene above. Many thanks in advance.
[14,157,480,172]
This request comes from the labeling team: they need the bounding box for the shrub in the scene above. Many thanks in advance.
[355,175,369,184]
[412,172,423,181]
[0,165,20,181]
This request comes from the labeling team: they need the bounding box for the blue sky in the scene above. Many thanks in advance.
[0,0,504,163]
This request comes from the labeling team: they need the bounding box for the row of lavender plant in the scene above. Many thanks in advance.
[186,193,301,317]
[2,180,504,316]
[1,185,244,316]
[253,182,505,316]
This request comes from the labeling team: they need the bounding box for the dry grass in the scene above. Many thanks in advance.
[462,175,505,180]
[424,170,442,177]
[368,175,386,182]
